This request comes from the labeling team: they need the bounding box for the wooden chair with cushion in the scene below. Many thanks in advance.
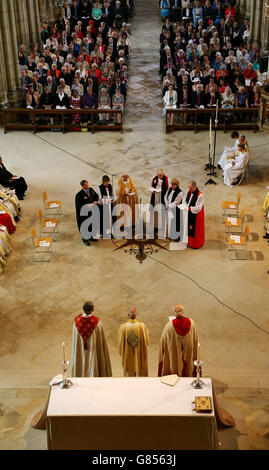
[37,209,59,240]
[222,191,241,218]
[30,226,53,262]
[225,208,246,238]
[42,191,62,217]
[227,224,250,260]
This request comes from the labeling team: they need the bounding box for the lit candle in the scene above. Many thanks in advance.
[197,342,200,363]
[62,342,66,363]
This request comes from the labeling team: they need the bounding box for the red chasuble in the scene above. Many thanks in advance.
[186,189,205,249]
[74,314,99,350]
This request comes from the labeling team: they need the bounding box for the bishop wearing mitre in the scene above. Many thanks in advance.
[70,301,112,377]
[158,304,199,377]
[118,307,149,377]
[117,174,139,230]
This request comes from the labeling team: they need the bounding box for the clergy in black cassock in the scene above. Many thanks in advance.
[96,175,117,238]
[75,180,99,246]
[0,156,27,200]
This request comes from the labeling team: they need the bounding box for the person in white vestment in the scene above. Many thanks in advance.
[218,131,240,170]
[218,133,249,171]
[223,144,249,187]
[164,178,183,240]
[70,301,112,377]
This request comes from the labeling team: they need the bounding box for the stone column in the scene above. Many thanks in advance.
[0,0,21,104]
[254,0,264,42]
[250,0,257,39]
[0,26,8,105]
[14,0,30,48]
[46,0,58,24]
[26,0,39,45]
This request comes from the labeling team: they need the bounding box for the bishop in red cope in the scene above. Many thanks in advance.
[158,304,199,378]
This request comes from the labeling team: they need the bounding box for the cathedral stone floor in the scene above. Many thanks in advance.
[0,0,269,451]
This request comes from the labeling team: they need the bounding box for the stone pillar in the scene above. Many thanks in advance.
[254,0,264,43]
[0,26,8,105]
[250,0,257,39]
[0,0,21,105]
[46,0,58,24]
[26,0,39,45]
[14,0,31,48]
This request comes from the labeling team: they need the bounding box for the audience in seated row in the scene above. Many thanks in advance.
[159,1,267,124]
[19,0,134,126]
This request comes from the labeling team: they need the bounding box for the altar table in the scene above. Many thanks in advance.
[47,377,219,450]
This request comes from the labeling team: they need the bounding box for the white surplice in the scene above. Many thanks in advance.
[218,138,240,170]
[164,188,183,238]
[97,186,117,235]
[182,190,204,215]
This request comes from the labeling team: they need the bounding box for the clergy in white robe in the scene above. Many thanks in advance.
[224,144,249,187]
[218,131,240,170]
[164,178,183,240]
[97,175,117,238]
[158,304,199,377]
[118,307,149,377]
[218,134,249,171]
[70,301,112,377]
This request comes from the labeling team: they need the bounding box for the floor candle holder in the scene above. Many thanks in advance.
[58,360,73,389]
[191,360,205,389]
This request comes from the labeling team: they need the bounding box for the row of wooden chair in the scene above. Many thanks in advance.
[30,192,63,262]
[221,191,250,260]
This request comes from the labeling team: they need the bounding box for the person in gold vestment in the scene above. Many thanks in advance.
[158,304,199,377]
[118,307,149,377]
[117,174,139,230]
[70,301,112,377]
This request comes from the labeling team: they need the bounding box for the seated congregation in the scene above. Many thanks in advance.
[160,1,265,126]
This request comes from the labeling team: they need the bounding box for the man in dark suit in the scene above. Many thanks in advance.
[205,86,221,108]
[192,83,206,123]
[181,3,193,28]
[0,156,27,200]
[70,0,80,31]
[79,0,92,34]
[75,180,100,246]
[102,1,113,27]
[192,84,206,108]
[110,76,126,100]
